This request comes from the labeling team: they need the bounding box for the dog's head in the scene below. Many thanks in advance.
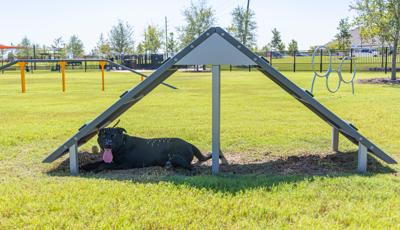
[97,127,127,163]
[97,127,126,150]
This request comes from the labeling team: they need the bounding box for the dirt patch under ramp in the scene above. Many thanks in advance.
[48,150,394,178]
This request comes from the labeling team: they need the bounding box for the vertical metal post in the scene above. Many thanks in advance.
[84,58,87,72]
[385,47,388,74]
[33,45,36,71]
[99,61,106,91]
[357,143,368,173]
[332,127,339,152]
[293,51,296,72]
[320,48,323,73]
[212,65,220,174]
[350,48,353,73]
[1,50,3,74]
[69,143,79,175]
[19,62,26,93]
[269,51,272,65]
[60,61,66,92]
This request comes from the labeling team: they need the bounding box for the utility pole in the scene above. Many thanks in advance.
[33,45,36,70]
[165,16,168,57]
[243,0,250,46]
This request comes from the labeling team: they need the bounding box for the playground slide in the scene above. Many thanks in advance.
[0,60,18,71]
[42,27,396,165]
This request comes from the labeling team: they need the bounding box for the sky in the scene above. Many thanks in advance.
[0,0,356,53]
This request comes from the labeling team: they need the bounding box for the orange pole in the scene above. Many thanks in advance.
[18,62,26,93]
[99,61,106,91]
[60,62,66,92]
[141,76,144,81]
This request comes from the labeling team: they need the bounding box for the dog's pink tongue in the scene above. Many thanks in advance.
[103,148,113,163]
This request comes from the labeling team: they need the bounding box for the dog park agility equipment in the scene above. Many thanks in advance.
[42,27,396,175]
[310,46,357,94]
[0,59,177,92]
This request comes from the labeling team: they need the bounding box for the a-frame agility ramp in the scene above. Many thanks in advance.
[43,27,397,175]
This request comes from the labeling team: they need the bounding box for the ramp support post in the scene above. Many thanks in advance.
[357,142,368,173]
[18,62,27,93]
[212,65,220,174]
[69,143,79,175]
[99,61,106,91]
[332,127,339,152]
[60,61,67,92]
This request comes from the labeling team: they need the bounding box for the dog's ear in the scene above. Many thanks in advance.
[117,128,127,133]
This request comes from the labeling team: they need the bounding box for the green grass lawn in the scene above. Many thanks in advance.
[1,69,400,228]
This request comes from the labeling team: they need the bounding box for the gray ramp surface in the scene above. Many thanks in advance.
[43,27,396,164]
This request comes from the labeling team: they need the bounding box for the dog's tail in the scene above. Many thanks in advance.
[192,145,212,162]
[192,145,228,164]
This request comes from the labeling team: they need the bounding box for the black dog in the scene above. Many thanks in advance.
[81,127,227,172]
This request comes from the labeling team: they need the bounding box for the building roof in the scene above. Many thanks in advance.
[0,44,22,50]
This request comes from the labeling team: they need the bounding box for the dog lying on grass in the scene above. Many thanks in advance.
[82,127,228,173]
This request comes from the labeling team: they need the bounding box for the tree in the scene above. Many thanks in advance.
[261,44,270,53]
[136,42,145,54]
[109,20,134,54]
[95,33,111,57]
[335,18,352,50]
[66,35,84,58]
[309,45,318,53]
[277,43,285,52]
[143,24,163,53]
[351,0,400,80]
[179,0,216,48]
[16,36,31,58]
[51,37,66,58]
[7,52,15,60]
[269,28,285,52]
[166,32,179,53]
[288,39,299,54]
[227,5,257,47]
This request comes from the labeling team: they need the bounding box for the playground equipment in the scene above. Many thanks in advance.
[310,46,357,94]
[0,59,177,92]
[42,27,396,175]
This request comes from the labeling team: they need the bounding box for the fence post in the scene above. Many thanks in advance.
[293,51,296,72]
[269,51,272,65]
[84,58,87,72]
[320,49,323,73]
[381,46,385,68]
[350,48,353,73]
[30,56,34,74]
[385,47,388,74]
[230,64,232,72]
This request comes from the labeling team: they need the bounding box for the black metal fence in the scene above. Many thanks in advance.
[1,46,399,73]
[254,46,400,73]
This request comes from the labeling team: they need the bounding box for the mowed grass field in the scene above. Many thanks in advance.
[1,69,400,228]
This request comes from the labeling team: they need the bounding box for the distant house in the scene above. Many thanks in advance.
[325,27,386,49]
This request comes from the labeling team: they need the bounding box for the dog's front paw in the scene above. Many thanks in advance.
[164,160,173,170]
